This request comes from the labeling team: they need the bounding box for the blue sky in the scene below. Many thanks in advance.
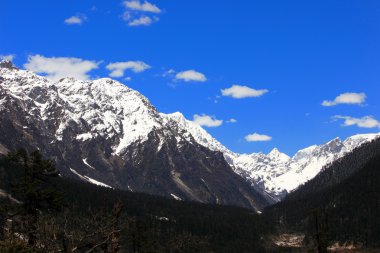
[1,0,380,155]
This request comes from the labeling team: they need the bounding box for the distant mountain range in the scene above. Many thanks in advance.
[162,107,380,201]
[0,59,379,209]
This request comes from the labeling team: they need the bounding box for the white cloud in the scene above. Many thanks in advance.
[106,61,150,77]
[0,54,15,61]
[227,118,237,123]
[221,85,268,99]
[322,92,366,106]
[245,133,272,142]
[122,0,161,26]
[128,16,155,26]
[193,114,223,127]
[332,115,380,129]
[64,14,87,25]
[24,55,99,82]
[123,0,161,13]
[175,70,207,82]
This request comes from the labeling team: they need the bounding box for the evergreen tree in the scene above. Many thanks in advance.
[5,149,62,248]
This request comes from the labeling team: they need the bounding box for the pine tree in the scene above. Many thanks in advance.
[6,149,62,248]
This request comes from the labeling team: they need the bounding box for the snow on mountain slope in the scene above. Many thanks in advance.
[273,134,380,193]
[55,77,164,155]
[0,63,165,155]
[164,112,380,201]
[161,112,232,154]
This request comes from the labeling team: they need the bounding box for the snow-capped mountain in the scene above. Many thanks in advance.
[164,110,380,201]
[0,60,269,210]
[1,60,378,207]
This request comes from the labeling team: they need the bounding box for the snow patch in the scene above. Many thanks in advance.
[156,216,170,221]
[70,168,87,181]
[170,193,182,201]
[77,133,94,141]
[83,176,112,188]
[70,168,112,188]
[83,158,96,170]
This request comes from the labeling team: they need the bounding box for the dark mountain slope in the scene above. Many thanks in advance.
[287,138,380,201]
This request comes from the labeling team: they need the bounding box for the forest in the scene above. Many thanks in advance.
[0,149,271,252]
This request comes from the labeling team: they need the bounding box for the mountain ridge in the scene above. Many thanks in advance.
[0,60,269,210]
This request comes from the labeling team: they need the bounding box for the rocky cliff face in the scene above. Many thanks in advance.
[0,61,269,210]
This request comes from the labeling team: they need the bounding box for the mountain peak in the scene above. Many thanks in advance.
[322,137,343,151]
[268,148,290,162]
[268,148,280,155]
[328,137,342,143]
[0,60,18,70]
[167,111,186,121]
